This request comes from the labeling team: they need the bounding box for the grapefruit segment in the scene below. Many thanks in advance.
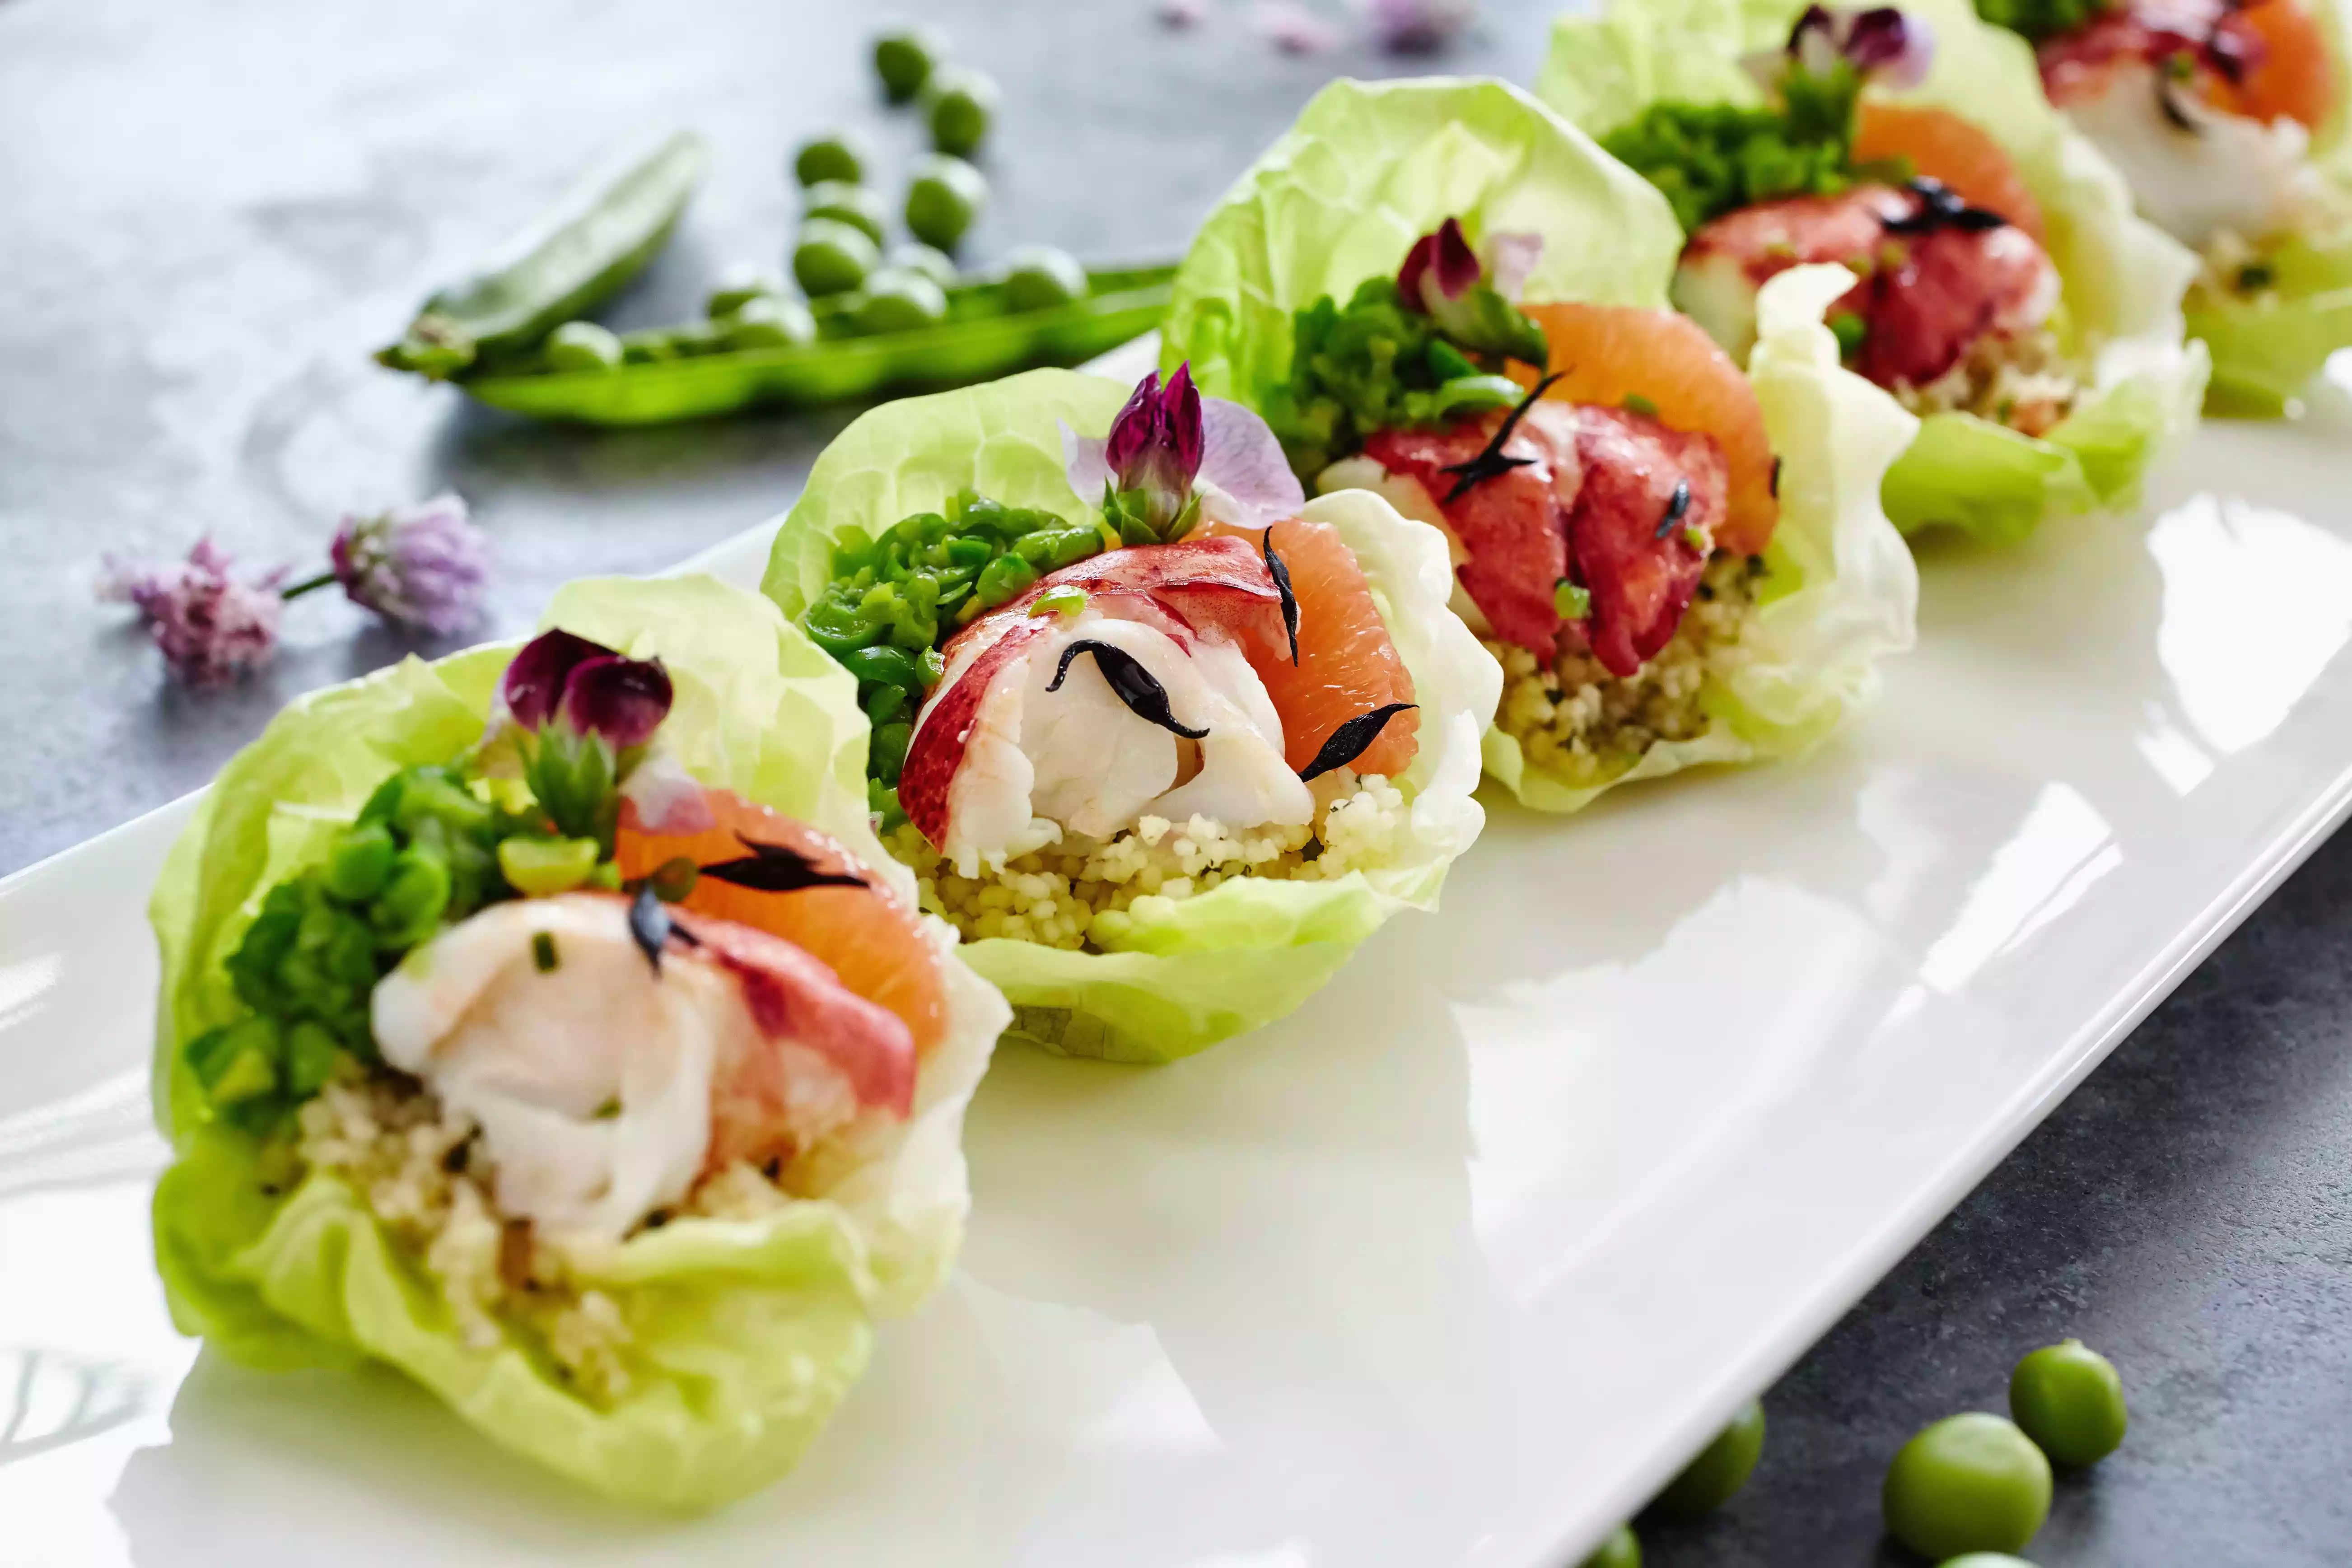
[1854,102,2048,242]
[616,789,948,1055]
[2220,0,2336,130]
[1515,302,1779,556]
[1199,518,1421,777]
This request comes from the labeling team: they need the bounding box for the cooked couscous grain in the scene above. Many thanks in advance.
[1892,327,2078,437]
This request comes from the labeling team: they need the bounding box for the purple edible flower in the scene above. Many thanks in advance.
[322,493,489,635]
[99,537,285,688]
[1398,218,1485,317]
[1363,0,1476,52]
[1787,5,1934,88]
[1254,0,1344,52]
[1063,363,1305,538]
[500,628,672,747]
[1159,0,1210,25]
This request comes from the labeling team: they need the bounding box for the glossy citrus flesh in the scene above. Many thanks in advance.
[1853,101,2048,243]
[1200,517,1420,777]
[616,788,947,1053]
[2218,0,2337,129]
[1514,301,1779,556]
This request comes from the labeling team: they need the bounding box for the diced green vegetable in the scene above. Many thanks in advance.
[497,834,602,896]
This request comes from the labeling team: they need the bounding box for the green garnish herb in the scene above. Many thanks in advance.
[1272,275,1540,475]
[2237,262,2277,293]
[1030,585,1089,619]
[1623,392,1661,418]
[532,930,560,972]
[593,1097,622,1120]
[1828,310,1869,359]
[1975,0,2117,43]
[1600,60,1865,233]
[801,490,1108,808]
[1685,525,1711,554]
[1554,579,1593,619]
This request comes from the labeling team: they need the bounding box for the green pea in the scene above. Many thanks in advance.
[793,217,880,297]
[324,822,398,902]
[856,268,951,334]
[923,64,998,157]
[721,294,817,350]
[373,850,453,946]
[1882,1414,2051,1562]
[873,25,944,102]
[543,320,624,373]
[1001,244,1087,312]
[1652,1399,1765,1517]
[975,551,1039,608]
[1576,1525,1641,1568]
[498,835,602,897]
[888,242,958,289]
[285,1019,344,1097]
[803,179,888,247]
[706,266,785,317]
[2009,1339,2127,1468]
[905,154,987,251]
[793,131,870,188]
[841,644,922,686]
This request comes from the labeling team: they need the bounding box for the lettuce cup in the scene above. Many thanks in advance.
[149,576,1006,1510]
[1539,0,2210,541]
[1159,75,1920,813]
[761,368,1498,1064]
[1970,0,2352,413]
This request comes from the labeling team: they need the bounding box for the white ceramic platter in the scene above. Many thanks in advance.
[9,374,2352,1567]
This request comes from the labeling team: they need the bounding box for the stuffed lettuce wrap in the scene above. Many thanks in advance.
[1539,0,2210,541]
[1159,76,1920,813]
[761,368,1498,1064]
[149,575,1005,1509]
[1970,0,2352,413]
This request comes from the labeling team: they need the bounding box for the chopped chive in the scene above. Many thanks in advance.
[1028,584,1089,619]
[1685,525,1710,553]
[593,1097,621,1120]
[1622,392,1660,418]
[531,930,559,972]
[1554,578,1592,619]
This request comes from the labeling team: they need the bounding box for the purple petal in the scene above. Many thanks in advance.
[1848,8,1933,87]
[503,628,612,731]
[1481,231,1543,304]
[1364,0,1475,52]
[1062,420,1115,503]
[1104,371,1164,477]
[1253,0,1343,52]
[1164,363,1204,479]
[560,654,672,748]
[1402,218,1484,313]
[1787,4,1843,75]
[620,747,717,833]
[1197,397,1307,528]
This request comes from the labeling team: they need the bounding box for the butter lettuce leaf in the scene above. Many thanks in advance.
[1538,0,2207,541]
[762,369,1498,1064]
[149,575,1005,1508]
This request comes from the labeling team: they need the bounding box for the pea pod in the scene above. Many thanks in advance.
[462,262,1177,426]
[377,130,709,381]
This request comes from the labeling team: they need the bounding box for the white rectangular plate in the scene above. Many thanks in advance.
[9,387,2352,1568]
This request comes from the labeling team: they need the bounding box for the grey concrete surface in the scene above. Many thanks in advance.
[4,0,2347,1563]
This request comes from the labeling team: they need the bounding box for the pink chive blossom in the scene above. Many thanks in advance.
[320,493,489,635]
[1363,0,1476,52]
[99,538,285,688]
[1254,0,1344,52]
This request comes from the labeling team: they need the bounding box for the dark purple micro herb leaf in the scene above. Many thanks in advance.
[560,654,673,748]
[1046,640,1210,739]
[1263,526,1301,667]
[1654,478,1694,540]
[698,834,872,893]
[1397,217,1484,311]
[628,881,672,975]
[1299,702,1418,782]
[503,629,615,731]
[1882,177,2008,236]
[1440,372,1565,504]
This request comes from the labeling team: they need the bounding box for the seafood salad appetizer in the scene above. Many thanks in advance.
[1976,0,2352,411]
[1160,76,1919,812]
[149,578,1005,1508]
[1540,0,2209,541]
[763,367,1498,1062]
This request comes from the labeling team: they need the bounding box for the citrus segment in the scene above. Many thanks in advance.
[2219,0,2337,130]
[1854,101,2048,243]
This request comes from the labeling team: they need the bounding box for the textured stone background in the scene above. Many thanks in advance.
[5,0,2348,1560]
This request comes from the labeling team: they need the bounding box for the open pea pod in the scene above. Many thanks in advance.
[460,265,1176,425]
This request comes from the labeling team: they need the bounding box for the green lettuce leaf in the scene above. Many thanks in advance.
[762,369,1499,1064]
[149,574,1005,1508]
[1484,265,1923,810]
[1537,0,2208,541]
[2193,225,2352,415]
[1157,75,1687,415]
